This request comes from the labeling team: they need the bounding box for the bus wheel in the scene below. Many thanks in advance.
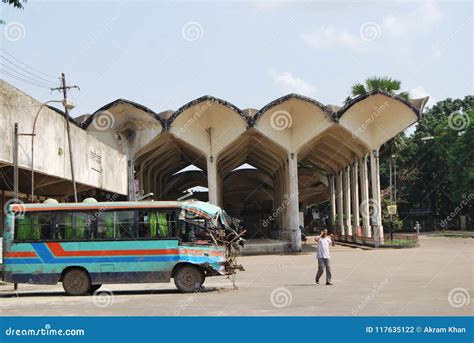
[62,269,91,296]
[90,284,102,293]
[174,265,204,293]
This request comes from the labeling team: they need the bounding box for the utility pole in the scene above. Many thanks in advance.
[51,73,80,202]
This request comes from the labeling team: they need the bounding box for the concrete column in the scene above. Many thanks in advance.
[336,171,344,236]
[329,174,336,232]
[343,165,352,237]
[351,160,360,238]
[360,155,371,238]
[207,156,218,205]
[287,152,301,251]
[370,149,384,245]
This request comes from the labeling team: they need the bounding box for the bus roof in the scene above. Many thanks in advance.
[8,200,223,220]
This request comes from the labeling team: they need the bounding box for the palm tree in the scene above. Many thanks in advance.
[348,76,409,103]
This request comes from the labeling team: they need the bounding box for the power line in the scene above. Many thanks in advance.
[0,62,57,88]
[1,69,54,89]
[0,55,58,86]
[0,48,57,80]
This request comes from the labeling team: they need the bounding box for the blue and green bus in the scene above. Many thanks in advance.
[2,199,244,295]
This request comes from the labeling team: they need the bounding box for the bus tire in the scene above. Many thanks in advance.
[62,268,91,296]
[174,265,204,293]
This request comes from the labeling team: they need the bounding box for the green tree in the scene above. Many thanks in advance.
[348,76,409,102]
[392,96,474,228]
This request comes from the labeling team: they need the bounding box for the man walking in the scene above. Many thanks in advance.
[315,229,335,285]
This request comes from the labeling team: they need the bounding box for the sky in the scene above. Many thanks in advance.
[1,0,472,117]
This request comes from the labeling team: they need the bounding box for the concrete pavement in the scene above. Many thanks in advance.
[0,236,472,316]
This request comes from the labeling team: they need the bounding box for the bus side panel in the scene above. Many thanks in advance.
[3,239,181,285]
[177,245,227,275]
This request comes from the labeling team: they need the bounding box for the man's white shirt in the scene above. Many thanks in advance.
[316,236,331,259]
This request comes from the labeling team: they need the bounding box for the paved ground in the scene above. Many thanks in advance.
[0,236,472,316]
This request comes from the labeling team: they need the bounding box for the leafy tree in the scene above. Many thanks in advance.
[384,96,474,229]
[348,76,409,103]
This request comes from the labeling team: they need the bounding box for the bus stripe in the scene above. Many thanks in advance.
[4,251,37,258]
[46,242,179,257]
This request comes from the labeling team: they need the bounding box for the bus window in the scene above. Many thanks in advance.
[97,210,138,240]
[14,212,52,241]
[139,210,178,239]
[54,211,95,240]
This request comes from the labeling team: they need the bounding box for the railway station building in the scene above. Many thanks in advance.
[0,80,428,251]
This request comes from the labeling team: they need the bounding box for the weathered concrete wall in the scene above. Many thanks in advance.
[0,80,127,195]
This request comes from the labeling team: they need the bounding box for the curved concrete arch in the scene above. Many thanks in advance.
[253,94,335,152]
[84,98,164,129]
[84,99,164,156]
[337,91,425,149]
[167,96,250,158]
[253,93,334,124]
[216,129,288,176]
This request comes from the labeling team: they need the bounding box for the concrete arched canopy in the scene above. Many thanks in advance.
[168,96,249,158]
[298,168,329,207]
[135,132,207,201]
[253,94,335,153]
[297,125,369,174]
[338,91,423,150]
[216,129,289,238]
[84,99,163,155]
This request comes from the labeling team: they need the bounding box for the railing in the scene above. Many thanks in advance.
[335,233,419,247]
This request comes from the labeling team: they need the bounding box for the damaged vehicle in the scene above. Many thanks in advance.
[2,199,245,295]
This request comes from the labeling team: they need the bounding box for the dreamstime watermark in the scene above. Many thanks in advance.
[359,21,381,42]
[440,193,473,228]
[270,110,292,131]
[1,279,36,309]
[83,15,119,51]
[447,111,470,131]
[448,287,470,308]
[3,198,25,218]
[352,277,390,315]
[433,16,473,58]
[262,192,298,228]
[4,324,85,337]
[270,287,292,308]
[175,100,212,138]
[351,102,390,139]
[92,110,115,131]
[3,21,26,42]
[173,286,204,315]
[181,21,203,42]
[85,193,121,226]
[359,198,380,222]
[92,289,115,308]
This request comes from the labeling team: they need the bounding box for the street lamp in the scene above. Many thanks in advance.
[29,100,73,202]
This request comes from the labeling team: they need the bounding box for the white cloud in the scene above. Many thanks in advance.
[300,26,360,49]
[300,1,442,50]
[270,70,317,96]
[382,1,442,37]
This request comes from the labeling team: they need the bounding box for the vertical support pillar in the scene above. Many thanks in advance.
[343,165,352,237]
[329,174,336,233]
[207,156,218,205]
[351,160,360,240]
[370,149,384,245]
[288,152,301,251]
[336,171,344,236]
[360,155,371,239]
